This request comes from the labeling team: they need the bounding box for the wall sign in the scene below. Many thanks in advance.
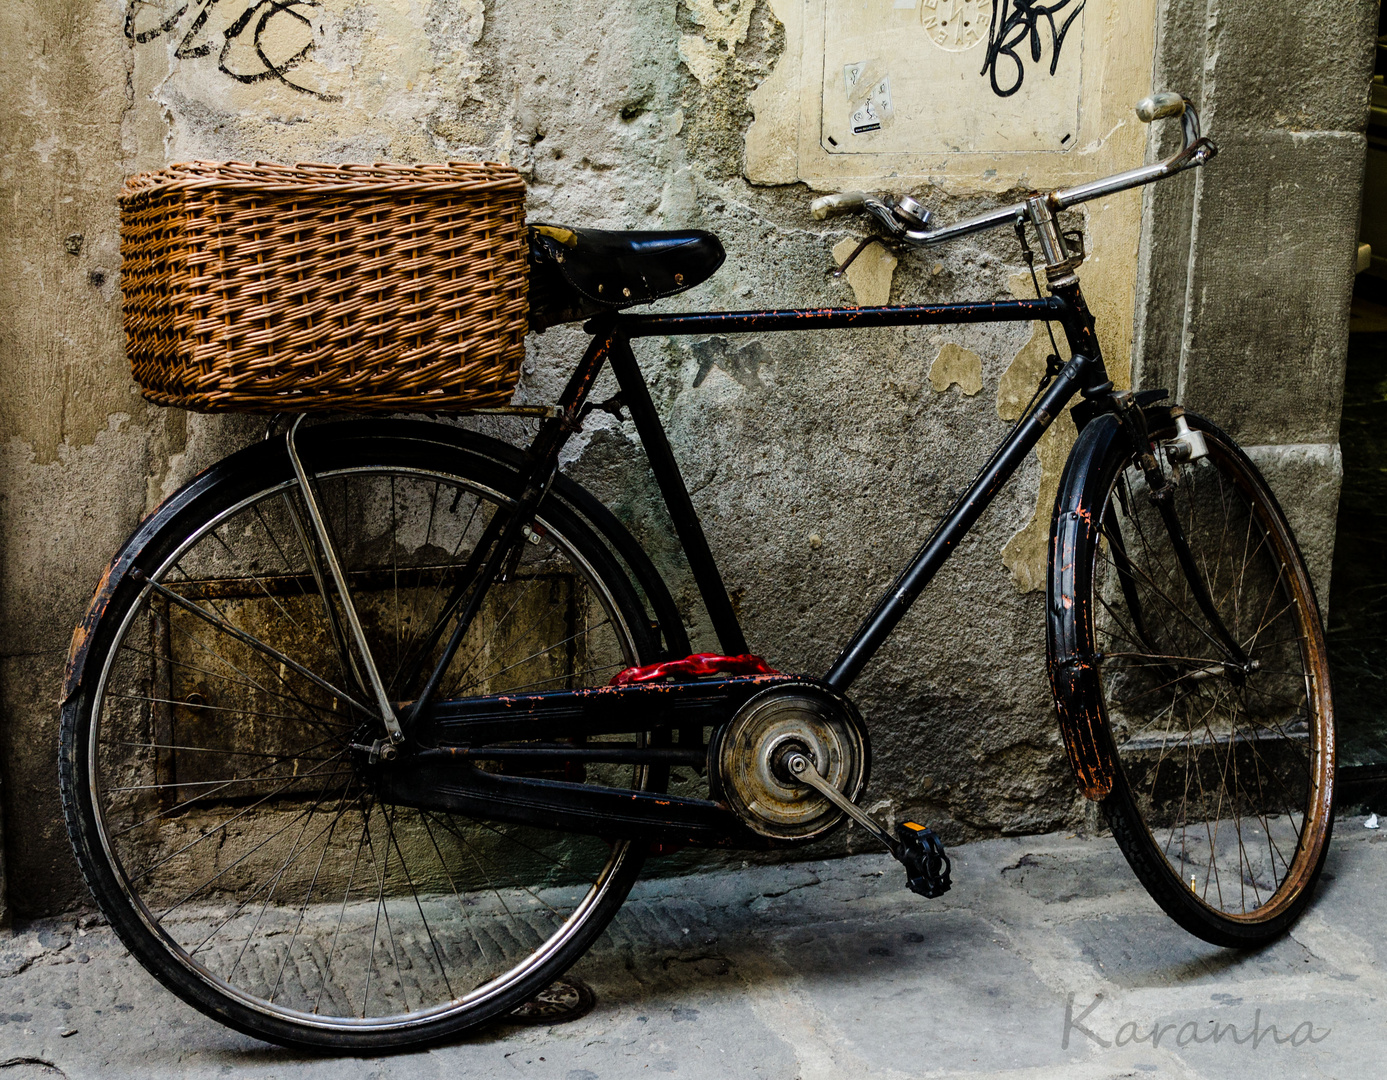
[746,0,1151,191]
[821,0,1085,156]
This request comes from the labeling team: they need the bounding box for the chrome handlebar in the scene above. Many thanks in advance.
[809,93,1216,247]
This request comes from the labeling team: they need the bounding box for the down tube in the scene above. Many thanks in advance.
[824,352,1095,692]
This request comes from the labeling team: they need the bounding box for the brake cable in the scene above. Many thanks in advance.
[1010,212,1067,423]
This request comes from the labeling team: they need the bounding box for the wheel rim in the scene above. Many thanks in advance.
[86,465,648,1031]
[1092,425,1333,922]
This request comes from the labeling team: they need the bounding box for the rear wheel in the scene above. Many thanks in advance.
[1068,411,1335,946]
[60,423,662,1050]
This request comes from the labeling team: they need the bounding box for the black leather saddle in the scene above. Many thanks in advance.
[528,224,725,331]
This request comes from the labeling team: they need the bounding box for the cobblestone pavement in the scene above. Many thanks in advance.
[0,822,1381,1079]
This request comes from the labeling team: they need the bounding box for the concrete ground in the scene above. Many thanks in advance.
[0,820,1381,1080]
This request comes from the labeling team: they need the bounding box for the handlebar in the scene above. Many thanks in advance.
[809,92,1216,247]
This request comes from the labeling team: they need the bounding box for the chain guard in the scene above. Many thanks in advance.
[709,681,870,842]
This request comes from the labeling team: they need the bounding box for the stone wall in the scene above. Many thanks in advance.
[1134,0,1378,589]
[0,0,1373,920]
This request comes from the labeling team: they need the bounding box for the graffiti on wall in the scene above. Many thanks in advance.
[124,0,340,101]
[980,0,1086,98]
[819,0,1085,154]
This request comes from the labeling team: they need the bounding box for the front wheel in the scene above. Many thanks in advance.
[60,421,665,1050]
[1051,409,1335,947]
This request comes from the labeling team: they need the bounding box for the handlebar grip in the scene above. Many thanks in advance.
[810,191,869,221]
[1136,92,1186,123]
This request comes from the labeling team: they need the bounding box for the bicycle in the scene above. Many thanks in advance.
[58,91,1335,1051]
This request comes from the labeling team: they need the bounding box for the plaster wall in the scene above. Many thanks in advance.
[0,0,1372,918]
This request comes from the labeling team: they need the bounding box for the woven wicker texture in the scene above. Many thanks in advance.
[120,160,527,412]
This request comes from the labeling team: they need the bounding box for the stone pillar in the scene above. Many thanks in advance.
[1133,0,1378,592]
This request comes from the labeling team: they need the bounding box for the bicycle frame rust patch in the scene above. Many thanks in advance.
[1046,414,1129,800]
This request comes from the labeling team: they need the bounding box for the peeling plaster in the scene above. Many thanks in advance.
[679,0,757,86]
[929,342,983,397]
[744,0,800,183]
[831,236,897,306]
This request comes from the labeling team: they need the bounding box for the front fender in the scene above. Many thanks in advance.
[1047,412,1128,800]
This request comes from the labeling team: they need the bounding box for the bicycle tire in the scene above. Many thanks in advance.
[1050,408,1335,947]
[60,421,667,1050]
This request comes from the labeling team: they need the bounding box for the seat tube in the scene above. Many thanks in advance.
[404,324,619,727]
[606,329,750,657]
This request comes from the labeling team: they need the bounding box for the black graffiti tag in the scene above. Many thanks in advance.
[124,0,340,101]
[980,0,1085,98]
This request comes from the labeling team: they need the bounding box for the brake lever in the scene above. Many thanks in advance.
[861,197,908,238]
[833,235,891,277]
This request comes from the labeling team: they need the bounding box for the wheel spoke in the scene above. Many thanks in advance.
[140,573,372,716]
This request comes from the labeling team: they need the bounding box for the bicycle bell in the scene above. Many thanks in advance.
[886,194,932,230]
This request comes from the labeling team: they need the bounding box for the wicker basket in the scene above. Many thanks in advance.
[120,160,528,412]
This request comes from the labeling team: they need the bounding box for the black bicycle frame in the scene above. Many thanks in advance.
[403,280,1111,726]
[352,100,1223,848]
[615,282,1109,691]
[370,279,1129,843]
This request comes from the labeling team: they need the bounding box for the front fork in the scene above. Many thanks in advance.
[1106,396,1252,672]
[1038,205,1250,675]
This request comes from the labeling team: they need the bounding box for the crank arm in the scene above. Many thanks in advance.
[786,752,952,898]
[786,752,901,856]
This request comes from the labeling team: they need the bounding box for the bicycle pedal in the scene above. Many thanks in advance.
[896,822,952,898]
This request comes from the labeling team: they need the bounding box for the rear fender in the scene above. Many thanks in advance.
[62,420,688,704]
